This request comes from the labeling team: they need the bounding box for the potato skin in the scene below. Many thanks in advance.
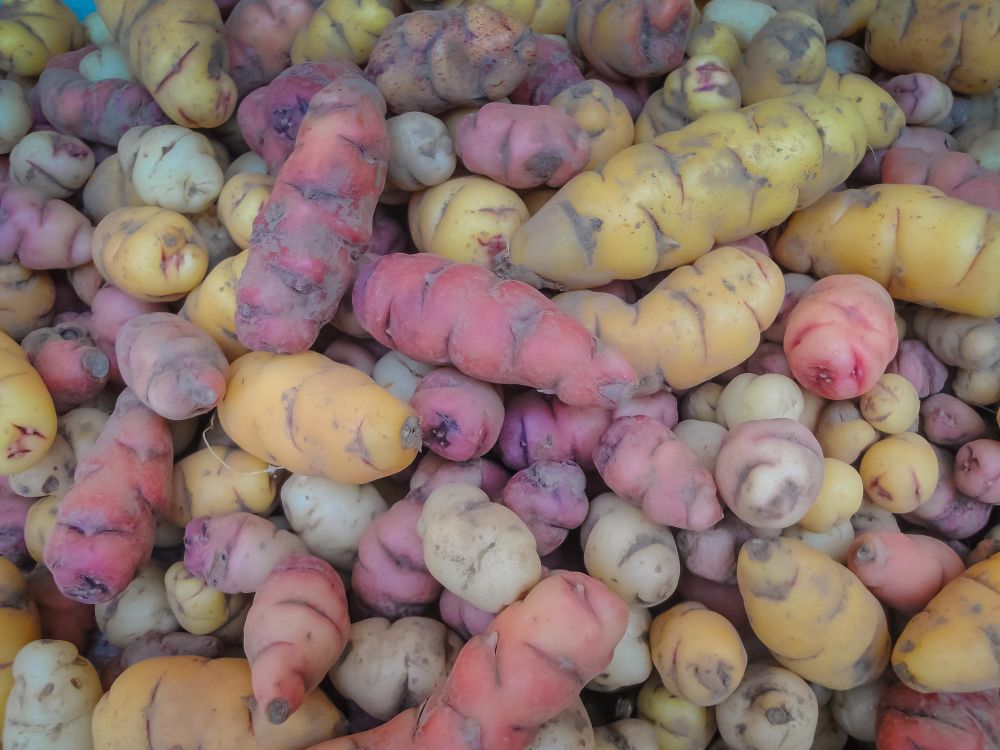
[0,0,79,76]
[716,663,819,750]
[0,330,58,476]
[0,558,41,732]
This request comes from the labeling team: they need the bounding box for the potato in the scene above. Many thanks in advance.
[372,350,436,402]
[92,207,210,303]
[291,0,401,65]
[953,367,1000,406]
[329,616,462,720]
[526,697,595,750]
[815,401,878,464]
[858,373,919,435]
[81,153,145,224]
[0,81,31,155]
[594,719,659,750]
[2,639,102,750]
[825,40,871,76]
[408,176,529,266]
[680,382,724,423]
[637,674,717,750]
[796,458,863,533]
[782,520,855,564]
[581,492,680,607]
[0,330,58,476]
[217,172,273,250]
[189,209,238,271]
[129,125,224,213]
[850,498,900,535]
[179,250,251,362]
[0,558,40,731]
[23,493,59,563]
[589,604,653,692]
[223,152,267,182]
[79,42,135,81]
[701,0,777,47]
[164,561,248,637]
[859,432,939,513]
[716,663,819,750]
[95,563,179,648]
[734,11,827,105]
[8,434,74,498]
[0,263,55,342]
[417,483,541,613]
[550,80,635,170]
[830,678,883,742]
[281,474,388,570]
[0,0,78,76]
[716,373,804,427]
[9,131,94,199]
[386,112,456,192]
[167,446,277,527]
[673,419,728,473]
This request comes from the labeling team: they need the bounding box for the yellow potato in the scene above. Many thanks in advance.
[686,21,741,69]
[550,80,635,171]
[468,0,570,33]
[817,68,904,148]
[955,367,1000,406]
[291,0,401,65]
[0,0,79,76]
[858,373,919,435]
[679,383,724,423]
[0,262,55,342]
[797,458,863,533]
[164,561,248,637]
[815,401,878,464]
[92,206,209,303]
[167,446,277,526]
[636,674,717,750]
[179,250,251,362]
[0,80,32,154]
[218,351,420,483]
[734,11,827,105]
[217,172,273,250]
[0,330,57,476]
[23,494,60,563]
[0,558,41,731]
[716,372,804,427]
[859,432,938,514]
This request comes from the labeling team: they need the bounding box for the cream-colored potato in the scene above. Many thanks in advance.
[673,419,728,473]
[80,43,135,81]
[589,604,653,692]
[716,373,804,427]
[0,81,31,154]
[164,561,248,637]
[812,704,848,750]
[387,113,456,191]
[815,401,878,463]
[217,172,273,250]
[859,374,919,435]
[167,446,277,527]
[329,616,462,721]
[409,176,529,267]
[594,719,659,750]
[92,206,209,302]
[95,563,179,648]
[550,80,634,170]
[281,474,388,570]
[2,639,102,750]
[581,493,680,607]
[680,382,724,423]
[953,367,1000,406]
[798,391,826,433]
[782,520,855,564]
[797,458,863,533]
[81,153,144,223]
[830,678,884,742]
[372,351,435,402]
[116,125,151,174]
[527,697,595,750]
[57,407,108,464]
[849,498,900,535]
[23,494,60,563]
[418,484,541,613]
[10,131,95,198]
[716,664,819,750]
[966,129,1000,171]
[701,0,777,47]
[0,263,55,341]
[637,674,717,750]
[130,125,224,213]
[859,432,939,513]
[8,434,75,498]
[223,151,267,182]
[825,40,871,76]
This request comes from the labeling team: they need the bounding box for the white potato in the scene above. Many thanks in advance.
[589,604,653,692]
[10,131,95,198]
[386,112,456,191]
[130,125,224,213]
[95,563,179,648]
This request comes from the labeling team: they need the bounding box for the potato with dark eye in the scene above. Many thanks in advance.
[716,663,819,750]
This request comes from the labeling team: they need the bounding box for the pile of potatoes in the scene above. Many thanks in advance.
[2,0,1000,747]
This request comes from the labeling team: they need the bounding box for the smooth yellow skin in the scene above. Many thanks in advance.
[893,552,1000,692]
[0,558,41,732]
[817,69,904,149]
[219,351,420,483]
[734,11,827,105]
[956,368,1000,407]
[858,374,919,435]
[91,656,345,749]
[686,21,741,69]
[716,372,804,427]
[216,172,272,251]
[867,0,1000,95]
[738,537,891,690]
[649,602,747,707]
[506,93,866,290]
[180,250,250,362]
[92,206,209,303]
[408,176,529,267]
[815,402,878,464]
[164,562,248,636]
[553,245,784,393]
[637,675,717,750]
[859,432,938,514]
[166,446,277,526]
[0,263,55,342]
[0,0,78,76]
[291,0,400,65]
[96,0,238,128]
[775,184,1000,317]
[0,330,57,476]
[550,80,635,171]
[24,494,60,563]
[797,458,863,533]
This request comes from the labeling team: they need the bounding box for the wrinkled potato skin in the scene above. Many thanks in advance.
[859,432,939,514]
[167,446,277,526]
[164,561,248,636]
[217,173,273,251]
[0,0,79,76]
[716,663,819,750]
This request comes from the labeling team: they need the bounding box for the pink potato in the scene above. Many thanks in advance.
[410,368,505,461]
[762,273,815,344]
[366,204,408,258]
[594,415,723,530]
[509,34,585,106]
[497,391,612,471]
[881,147,1000,211]
[498,460,588,555]
[745,341,792,377]
[881,73,954,126]
[0,182,92,269]
[89,286,168,384]
[44,389,173,604]
[904,448,993,539]
[308,571,628,750]
[352,252,638,409]
[0,479,33,567]
[245,554,350,724]
[954,439,1000,504]
[235,64,389,354]
[877,682,1000,750]
[613,391,678,428]
[116,312,228,421]
[455,102,591,189]
[783,274,899,400]
[853,125,959,184]
[322,337,378,376]
[407,453,511,502]
[676,514,753,584]
[439,589,496,640]
[847,530,965,612]
[36,47,168,145]
[920,394,987,446]
[25,566,96,650]
[885,339,948,398]
[20,320,109,413]
[714,418,824,530]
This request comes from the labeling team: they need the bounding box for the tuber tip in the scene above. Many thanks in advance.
[853,541,877,563]
[82,349,111,379]
[267,698,291,725]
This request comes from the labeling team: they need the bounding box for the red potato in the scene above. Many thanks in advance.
[954,439,1000,504]
[920,394,987,446]
[353,253,638,409]
[308,571,628,750]
[509,34,585,106]
[594,416,723,530]
[847,531,965,612]
[0,480,32,566]
[0,183,91,270]
[237,59,356,173]
[885,339,948,398]
[498,460,588,555]
[881,73,954,126]
[410,368,505,461]
[454,103,590,189]
[408,453,511,502]
[762,273,815,344]
[439,588,495,639]
[881,147,1000,211]
[116,312,228,420]
[25,565,96,650]
[245,554,350,724]
[35,47,168,146]
[613,391,678,429]
[904,448,993,539]
[676,514,753,584]
[876,682,1000,750]
[20,321,109,413]
[89,286,168,384]
[783,274,899,400]
[235,65,389,354]
[44,389,173,604]
[497,391,611,471]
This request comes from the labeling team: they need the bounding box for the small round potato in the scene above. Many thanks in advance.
[859,432,939,513]
[164,561,248,636]
[8,434,75,498]
[716,664,819,750]
[637,674,717,750]
[859,374,919,435]
[10,131,95,199]
[797,458,863,533]
[589,604,653,692]
[815,401,879,464]
[680,383,724,423]
[672,419,728,473]
[550,80,634,170]
[716,373,805,427]
[23,494,61,563]
[0,81,31,155]
[167,446,277,526]
[830,678,884,742]
[386,112,456,191]
[82,153,145,223]
[0,263,55,342]
[130,125,225,213]
[217,172,274,250]
[953,367,1000,406]
[372,351,435,402]
[94,563,179,648]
